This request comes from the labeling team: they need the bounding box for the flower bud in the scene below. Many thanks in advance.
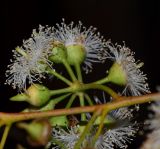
[10,84,51,107]
[78,124,86,133]
[107,62,127,86]
[66,44,86,65]
[94,115,115,126]
[17,119,52,147]
[49,44,67,63]
[49,116,68,127]
[22,100,56,112]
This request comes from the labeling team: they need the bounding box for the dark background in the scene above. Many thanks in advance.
[0,0,160,148]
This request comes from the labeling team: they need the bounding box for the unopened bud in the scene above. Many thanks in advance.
[10,84,51,107]
[17,119,52,147]
[49,116,68,127]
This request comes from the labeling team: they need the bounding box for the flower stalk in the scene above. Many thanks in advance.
[74,110,101,149]
[47,67,72,86]
[0,124,12,149]
[75,63,83,82]
[63,60,77,82]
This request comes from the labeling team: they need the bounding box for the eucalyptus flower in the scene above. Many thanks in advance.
[106,42,150,96]
[47,106,137,149]
[51,126,80,149]
[93,96,138,149]
[52,19,108,73]
[95,125,137,149]
[79,108,138,149]
[141,101,160,149]
[5,25,53,90]
[141,130,160,149]
[94,107,137,149]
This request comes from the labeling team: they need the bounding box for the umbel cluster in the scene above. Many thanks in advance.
[0,19,159,149]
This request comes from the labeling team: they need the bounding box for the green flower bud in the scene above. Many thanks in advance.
[78,124,85,133]
[22,100,56,112]
[49,44,67,63]
[17,119,52,147]
[40,100,56,111]
[49,116,68,127]
[94,115,115,126]
[66,44,86,65]
[107,62,127,86]
[10,93,28,102]
[10,84,51,107]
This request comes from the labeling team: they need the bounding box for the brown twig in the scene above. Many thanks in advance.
[0,92,160,126]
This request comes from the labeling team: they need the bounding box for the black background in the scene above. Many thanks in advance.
[1,0,160,148]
